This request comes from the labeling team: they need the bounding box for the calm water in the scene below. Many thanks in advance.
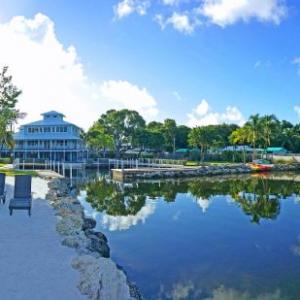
[77,173,300,300]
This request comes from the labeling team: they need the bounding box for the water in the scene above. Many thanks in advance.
[77,173,300,299]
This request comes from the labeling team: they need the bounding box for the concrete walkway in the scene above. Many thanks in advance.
[0,176,85,300]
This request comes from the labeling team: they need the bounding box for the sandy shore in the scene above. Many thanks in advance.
[0,176,85,300]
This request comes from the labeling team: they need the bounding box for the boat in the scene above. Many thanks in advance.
[247,159,274,172]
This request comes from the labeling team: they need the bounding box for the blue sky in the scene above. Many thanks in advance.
[0,0,300,129]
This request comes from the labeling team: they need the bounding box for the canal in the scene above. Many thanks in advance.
[77,172,300,299]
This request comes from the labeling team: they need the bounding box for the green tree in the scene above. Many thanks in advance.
[0,66,22,109]
[0,66,23,154]
[176,125,191,149]
[97,109,146,157]
[188,126,215,162]
[86,122,114,158]
[244,114,262,160]
[230,127,249,163]
[163,119,177,153]
[260,114,279,150]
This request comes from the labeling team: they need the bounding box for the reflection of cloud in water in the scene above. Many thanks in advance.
[291,235,300,256]
[101,200,156,231]
[208,286,283,300]
[158,282,284,300]
[172,210,182,221]
[195,197,212,213]
[293,194,300,204]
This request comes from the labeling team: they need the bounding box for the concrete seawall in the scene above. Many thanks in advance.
[112,163,300,181]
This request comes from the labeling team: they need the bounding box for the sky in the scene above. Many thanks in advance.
[1,0,300,130]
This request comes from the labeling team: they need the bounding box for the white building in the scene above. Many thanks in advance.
[13,111,86,162]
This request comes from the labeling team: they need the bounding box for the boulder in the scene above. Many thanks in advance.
[82,217,97,231]
[87,235,110,258]
[72,255,136,300]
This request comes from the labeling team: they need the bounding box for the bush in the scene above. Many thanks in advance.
[184,161,199,167]
[0,157,12,164]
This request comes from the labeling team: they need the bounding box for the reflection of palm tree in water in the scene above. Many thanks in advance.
[84,175,299,222]
[231,177,280,224]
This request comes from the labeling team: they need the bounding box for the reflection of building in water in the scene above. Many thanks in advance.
[195,197,212,213]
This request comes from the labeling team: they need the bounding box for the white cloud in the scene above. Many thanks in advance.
[113,0,150,19]
[0,13,159,130]
[293,57,300,75]
[172,90,182,101]
[294,106,300,118]
[114,0,287,33]
[200,0,287,27]
[195,99,210,116]
[187,99,245,127]
[155,12,200,34]
[162,0,180,6]
[99,80,159,119]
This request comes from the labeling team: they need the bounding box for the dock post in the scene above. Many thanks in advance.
[70,164,73,187]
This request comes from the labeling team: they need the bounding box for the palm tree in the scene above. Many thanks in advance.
[229,127,248,163]
[188,126,214,162]
[244,114,262,161]
[260,115,279,154]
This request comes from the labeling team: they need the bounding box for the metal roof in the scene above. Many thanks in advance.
[13,132,81,140]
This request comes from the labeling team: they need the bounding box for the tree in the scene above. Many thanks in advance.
[244,114,262,160]
[0,66,23,154]
[163,119,177,153]
[0,66,22,110]
[259,114,279,150]
[188,126,215,162]
[97,109,146,158]
[176,125,191,149]
[86,122,114,158]
[229,127,249,163]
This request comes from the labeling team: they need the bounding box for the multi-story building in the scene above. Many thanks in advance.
[13,111,86,162]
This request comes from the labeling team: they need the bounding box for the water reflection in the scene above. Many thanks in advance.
[83,173,300,226]
[78,173,300,299]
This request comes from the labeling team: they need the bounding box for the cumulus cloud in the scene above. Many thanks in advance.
[100,80,159,118]
[155,12,199,34]
[187,99,245,127]
[200,0,287,27]
[113,0,150,19]
[0,13,159,129]
[294,106,300,118]
[114,0,287,33]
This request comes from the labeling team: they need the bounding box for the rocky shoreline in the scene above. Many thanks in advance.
[45,178,142,300]
[115,163,300,180]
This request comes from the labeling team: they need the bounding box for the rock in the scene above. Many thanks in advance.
[87,235,110,258]
[56,215,83,236]
[85,229,108,243]
[82,217,97,231]
[72,255,136,300]
[62,236,81,249]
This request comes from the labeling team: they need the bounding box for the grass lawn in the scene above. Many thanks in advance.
[0,164,38,176]
[0,170,38,176]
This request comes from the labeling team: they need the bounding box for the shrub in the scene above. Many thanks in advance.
[0,157,12,164]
